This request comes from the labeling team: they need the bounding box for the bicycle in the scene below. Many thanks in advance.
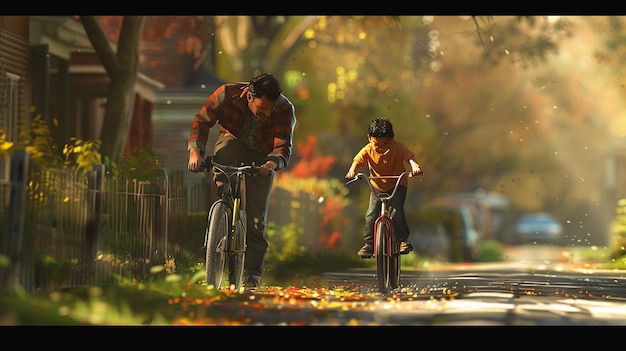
[346,171,423,294]
[199,156,267,290]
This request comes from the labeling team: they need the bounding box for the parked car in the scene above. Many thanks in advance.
[513,212,564,245]
[409,205,481,262]
[409,222,450,261]
[430,190,514,243]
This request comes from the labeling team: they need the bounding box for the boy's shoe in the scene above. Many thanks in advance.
[244,275,261,291]
[358,243,373,258]
[399,240,413,254]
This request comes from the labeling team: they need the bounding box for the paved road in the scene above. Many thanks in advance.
[315,261,626,325]
[244,245,626,326]
[192,245,626,326]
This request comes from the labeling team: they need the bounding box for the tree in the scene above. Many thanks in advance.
[215,16,318,80]
[79,16,145,164]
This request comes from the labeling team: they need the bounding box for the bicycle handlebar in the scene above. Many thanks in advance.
[198,156,266,176]
[345,170,423,185]
[345,171,424,201]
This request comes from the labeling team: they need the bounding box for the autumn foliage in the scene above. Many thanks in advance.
[273,135,351,253]
[290,135,336,178]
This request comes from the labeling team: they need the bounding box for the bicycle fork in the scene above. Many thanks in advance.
[373,216,393,258]
[230,171,246,255]
[373,202,398,257]
[230,196,246,255]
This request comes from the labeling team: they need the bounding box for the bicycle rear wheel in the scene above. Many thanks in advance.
[375,219,392,294]
[228,209,246,289]
[205,200,232,290]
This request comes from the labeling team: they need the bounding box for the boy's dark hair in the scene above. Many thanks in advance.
[368,117,395,138]
[249,73,282,101]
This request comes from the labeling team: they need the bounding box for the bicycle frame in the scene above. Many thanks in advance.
[371,173,409,257]
[214,163,247,259]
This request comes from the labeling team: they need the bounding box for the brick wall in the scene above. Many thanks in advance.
[0,20,29,134]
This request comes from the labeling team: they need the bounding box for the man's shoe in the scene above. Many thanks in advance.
[399,240,413,254]
[244,275,260,291]
[358,243,373,258]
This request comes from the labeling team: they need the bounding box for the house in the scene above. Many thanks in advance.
[30,16,164,154]
[45,16,225,177]
[130,16,224,176]
[0,15,163,178]
[153,88,221,183]
[1,15,224,181]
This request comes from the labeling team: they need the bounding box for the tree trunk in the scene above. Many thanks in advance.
[80,15,145,165]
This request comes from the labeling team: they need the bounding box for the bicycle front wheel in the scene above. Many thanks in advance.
[205,201,232,290]
[375,219,392,294]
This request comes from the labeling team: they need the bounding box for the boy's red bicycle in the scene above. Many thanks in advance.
[346,171,422,294]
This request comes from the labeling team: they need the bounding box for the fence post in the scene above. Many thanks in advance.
[154,168,168,269]
[1,150,29,292]
[85,164,104,285]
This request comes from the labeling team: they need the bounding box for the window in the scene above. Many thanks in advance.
[4,73,20,142]
[1,73,20,189]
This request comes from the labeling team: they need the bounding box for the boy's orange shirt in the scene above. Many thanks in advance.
[352,139,415,192]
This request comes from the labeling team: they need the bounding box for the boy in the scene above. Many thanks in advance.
[345,117,423,258]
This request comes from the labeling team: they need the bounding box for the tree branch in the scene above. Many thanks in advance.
[79,16,117,74]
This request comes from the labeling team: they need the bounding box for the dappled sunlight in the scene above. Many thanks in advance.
[163,270,626,325]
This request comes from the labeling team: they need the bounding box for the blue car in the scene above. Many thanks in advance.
[513,212,563,245]
[409,205,481,262]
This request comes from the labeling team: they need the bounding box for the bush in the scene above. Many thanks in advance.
[479,239,504,262]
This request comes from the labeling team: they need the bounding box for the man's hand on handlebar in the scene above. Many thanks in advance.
[188,147,204,173]
[259,160,277,176]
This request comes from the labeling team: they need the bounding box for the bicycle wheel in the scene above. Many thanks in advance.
[205,200,232,290]
[228,209,246,289]
[375,218,391,294]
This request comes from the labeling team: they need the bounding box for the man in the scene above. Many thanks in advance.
[187,73,296,290]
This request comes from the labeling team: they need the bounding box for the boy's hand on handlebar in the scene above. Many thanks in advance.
[411,166,423,176]
[407,159,423,176]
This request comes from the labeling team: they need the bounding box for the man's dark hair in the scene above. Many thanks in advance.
[249,73,282,101]
[368,117,395,138]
